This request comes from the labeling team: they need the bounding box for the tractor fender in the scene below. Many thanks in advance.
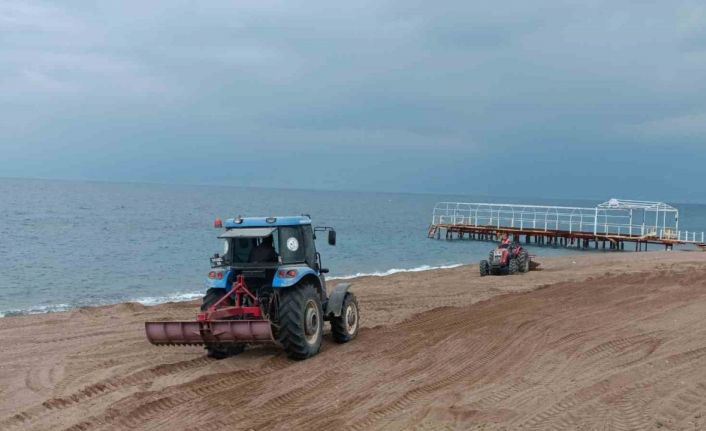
[206,269,232,289]
[325,283,352,317]
[272,266,318,289]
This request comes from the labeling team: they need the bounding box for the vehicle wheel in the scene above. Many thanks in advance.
[201,289,242,359]
[508,258,519,275]
[277,283,323,359]
[520,251,530,273]
[479,260,490,277]
[331,293,359,343]
[206,343,245,359]
[200,288,232,311]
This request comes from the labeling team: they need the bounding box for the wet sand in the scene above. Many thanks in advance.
[2,251,706,430]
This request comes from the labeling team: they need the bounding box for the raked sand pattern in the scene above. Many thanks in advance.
[1,252,706,430]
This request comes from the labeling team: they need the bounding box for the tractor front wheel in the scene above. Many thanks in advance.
[479,260,490,277]
[277,283,323,359]
[206,343,245,359]
[331,293,360,343]
[201,288,233,311]
[201,288,244,359]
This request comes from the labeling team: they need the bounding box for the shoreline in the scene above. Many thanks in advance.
[0,262,471,318]
[1,249,702,319]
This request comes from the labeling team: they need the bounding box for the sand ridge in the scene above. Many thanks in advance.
[1,252,706,430]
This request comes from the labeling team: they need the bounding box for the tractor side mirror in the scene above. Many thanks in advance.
[328,230,336,246]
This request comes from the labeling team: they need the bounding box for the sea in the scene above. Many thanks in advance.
[2,177,705,317]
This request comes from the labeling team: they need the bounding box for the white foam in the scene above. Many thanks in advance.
[133,292,204,306]
[329,263,465,280]
[0,292,205,317]
[0,263,467,317]
[0,303,72,317]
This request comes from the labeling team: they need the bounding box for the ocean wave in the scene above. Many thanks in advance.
[329,263,465,280]
[0,292,204,317]
[0,303,72,317]
[1,264,466,317]
[134,292,204,306]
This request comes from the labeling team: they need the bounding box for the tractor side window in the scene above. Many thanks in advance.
[269,230,281,256]
[301,225,317,268]
[278,226,305,264]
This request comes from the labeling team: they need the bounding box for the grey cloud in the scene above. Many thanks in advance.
[1,0,706,199]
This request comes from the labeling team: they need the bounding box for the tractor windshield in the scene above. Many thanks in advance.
[219,228,279,265]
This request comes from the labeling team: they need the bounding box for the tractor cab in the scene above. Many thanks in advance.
[208,216,336,295]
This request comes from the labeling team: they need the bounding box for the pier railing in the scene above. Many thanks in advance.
[431,201,705,244]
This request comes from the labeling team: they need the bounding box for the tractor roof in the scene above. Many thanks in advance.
[223,216,311,229]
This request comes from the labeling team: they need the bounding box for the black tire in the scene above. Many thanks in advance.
[479,260,490,277]
[277,283,323,360]
[206,343,245,359]
[508,258,519,275]
[520,250,530,273]
[201,289,244,359]
[201,288,231,311]
[331,293,360,343]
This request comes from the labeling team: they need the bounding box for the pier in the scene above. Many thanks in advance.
[428,199,706,251]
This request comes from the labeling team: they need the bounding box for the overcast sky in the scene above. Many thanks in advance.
[2,1,705,201]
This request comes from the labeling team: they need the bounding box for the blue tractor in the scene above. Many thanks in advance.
[145,215,360,360]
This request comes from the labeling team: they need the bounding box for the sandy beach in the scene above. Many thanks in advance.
[2,251,706,430]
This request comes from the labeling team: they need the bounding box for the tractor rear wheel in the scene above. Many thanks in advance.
[508,258,519,275]
[479,260,490,276]
[277,283,323,359]
[520,250,530,273]
[331,293,360,343]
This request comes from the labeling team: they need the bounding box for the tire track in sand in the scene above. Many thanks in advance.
[0,356,217,429]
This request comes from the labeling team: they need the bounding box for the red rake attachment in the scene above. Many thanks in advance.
[145,275,275,346]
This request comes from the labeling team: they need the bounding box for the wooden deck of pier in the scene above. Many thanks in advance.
[428,223,692,251]
[429,200,706,251]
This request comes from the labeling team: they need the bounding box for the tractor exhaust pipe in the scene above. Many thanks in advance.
[145,320,275,346]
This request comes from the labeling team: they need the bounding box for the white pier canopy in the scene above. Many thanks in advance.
[598,198,677,213]
[596,198,679,238]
